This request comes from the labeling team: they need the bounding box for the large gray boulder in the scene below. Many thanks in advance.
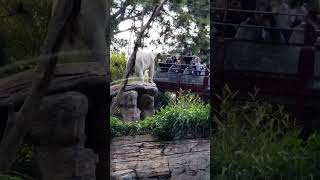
[29,92,98,180]
[119,91,138,108]
[119,107,141,121]
[30,92,88,146]
[117,91,141,121]
[138,94,155,119]
[111,83,158,121]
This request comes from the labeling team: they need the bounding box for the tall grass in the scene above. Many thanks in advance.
[211,85,320,180]
[154,90,210,140]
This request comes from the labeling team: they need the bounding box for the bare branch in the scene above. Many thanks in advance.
[113,26,142,35]
[111,0,130,19]
[122,13,142,21]
[125,4,137,17]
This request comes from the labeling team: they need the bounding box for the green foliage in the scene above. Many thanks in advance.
[110,52,127,82]
[16,144,33,162]
[211,85,320,180]
[10,144,37,180]
[154,91,174,110]
[111,91,210,140]
[111,116,156,137]
[111,0,209,56]
[153,90,210,140]
[0,0,52,63]
[0,175,23,180]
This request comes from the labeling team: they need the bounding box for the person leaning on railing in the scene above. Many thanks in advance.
[168,59,182,73]
[194,57,201,75]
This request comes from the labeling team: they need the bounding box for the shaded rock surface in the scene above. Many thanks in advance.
[0,62,107,108]
[119,91,139,108]
[29,92,88,146]
[0,62,109,179]
[118,91,141,121]
[138,94,155,120]
[35,146,98,180]
[111,83,157,121]
[111,135,210,180]
[110,83,158,97]
[119,107,141,121]
[29,92,98,180]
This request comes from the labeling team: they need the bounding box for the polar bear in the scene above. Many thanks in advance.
[131,50,159,83]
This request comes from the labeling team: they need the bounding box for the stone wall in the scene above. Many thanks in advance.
[111,135,210,180]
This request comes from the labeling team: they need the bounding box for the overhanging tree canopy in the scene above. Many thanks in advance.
[111,0,210,59]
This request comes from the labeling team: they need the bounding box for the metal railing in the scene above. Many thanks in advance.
[212,21,305,31]
[158,62,209,76]
[212,7,307,17]
[212,6,319,33]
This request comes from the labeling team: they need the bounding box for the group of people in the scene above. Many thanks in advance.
[214,0,315,44]
[163,46,207,76]
[235,0,308,43]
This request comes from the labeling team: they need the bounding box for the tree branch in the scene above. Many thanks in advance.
[113,26,141,35]
[111,0,130,20]
[110,0,167,115]
[122,13,142,21]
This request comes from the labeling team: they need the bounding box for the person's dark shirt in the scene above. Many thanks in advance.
[165,58,173,64]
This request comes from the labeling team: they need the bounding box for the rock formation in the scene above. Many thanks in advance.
[111,82,158,121]
[30,92,98,180]
[0,62,109,180]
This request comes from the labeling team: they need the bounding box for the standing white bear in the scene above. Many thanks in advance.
[131,50,158,84]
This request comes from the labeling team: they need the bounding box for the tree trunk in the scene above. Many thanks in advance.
[94,1,111,179]
[0,0,82,172]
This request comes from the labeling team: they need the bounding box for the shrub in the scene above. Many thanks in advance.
[111,90,210,140]
[110,52,127,82]
[154,91,174,110]
[9,144,37,180]
[153,90,210,140]
[111,116,156,137]
[211,85,320,180]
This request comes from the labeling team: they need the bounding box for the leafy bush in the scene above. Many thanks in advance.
[153,90,210,140]
[111,116,156,137]
[110,52,127,82]
[211,85,320,180]
[10,144,37,179]
[0,0,51,62]
[154,91,174,110]
[111,90,210,140]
